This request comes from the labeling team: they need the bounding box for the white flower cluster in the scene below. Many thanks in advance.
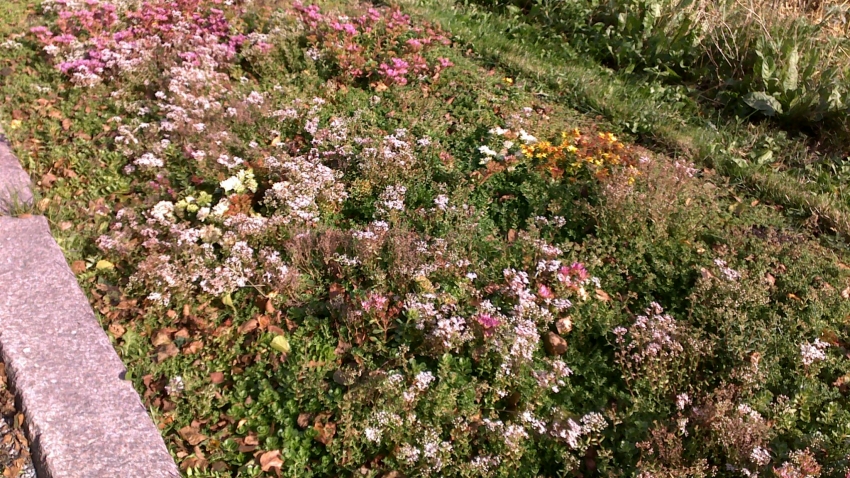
[800,338,829,366]
[550,412,607,450]
[134,152,163,169]
[376,184,407,215]
[359,129,418,181]
[433,194,449,211]
[431,315,472,349]
[619,302,684,363]
[750,446,771,467]
[713,258,741,282]
[263,150,347,224]
[532,359,573,393]
[220,169,258,194]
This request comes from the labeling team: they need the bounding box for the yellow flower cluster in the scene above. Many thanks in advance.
[520,129,633,180]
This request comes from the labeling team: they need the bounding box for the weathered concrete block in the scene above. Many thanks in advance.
[0,135,33,214]
[0,216,179,478]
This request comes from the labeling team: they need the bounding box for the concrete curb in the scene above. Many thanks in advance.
[0,133,179,477]
[0,134,34,214]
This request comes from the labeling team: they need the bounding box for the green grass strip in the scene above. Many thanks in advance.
[400,0,850,239]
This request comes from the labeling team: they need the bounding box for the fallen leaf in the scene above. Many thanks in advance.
[259,450,283,472]
[297,413,313,429]
[313,418,336,445]
[238,442,257,453]
[71,260,87,274]
[95,259,114,271]
[595,289,611,302]
[155,343,179,362]
[178,425,207,446]
[332,367,359,386]
[183,340,204,355]
[328,283,344,300]
[40,172,57,188]
[270,335,290,354]
[108,323,125,339]
[61,118,71,131]
[210,372,225,384]
[238,318,258,334]
[543,331,568,355]
[151,329,174,347]
[555,316,573,335]
[180,456,208,471]
[334,340,351,357]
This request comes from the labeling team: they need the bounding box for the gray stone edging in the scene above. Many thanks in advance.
[0,133,34,215]
[0,131,179,477]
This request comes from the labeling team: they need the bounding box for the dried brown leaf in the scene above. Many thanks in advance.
[108,323,125,339]
[259,450,283,472]
[70,260,87,274]
[155,343,179,363]
[151,329,174,347]
[178,425,207,446]
[183,340,203,355]
[238,318,258,334]
[210,372,225,384]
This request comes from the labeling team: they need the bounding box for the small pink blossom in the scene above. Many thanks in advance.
[362,292,389,312]
[476,314,500,335]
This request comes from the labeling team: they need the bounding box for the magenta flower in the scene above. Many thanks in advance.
[569,262,589,281]
[362,292,389,312]
[476,314,501,335]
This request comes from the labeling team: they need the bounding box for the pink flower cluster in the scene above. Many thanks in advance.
[557,262,589,285]
[476,313,500,335]
[293,2,453,88]
[362,292,390,313]
[32,0,245,86]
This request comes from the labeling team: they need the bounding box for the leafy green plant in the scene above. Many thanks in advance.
[469,0,850,132]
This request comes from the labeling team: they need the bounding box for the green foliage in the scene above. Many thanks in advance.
[3,0,850,476]
[471,0,850,130]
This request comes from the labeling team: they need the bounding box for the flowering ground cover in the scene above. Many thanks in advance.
[3,0,850,476]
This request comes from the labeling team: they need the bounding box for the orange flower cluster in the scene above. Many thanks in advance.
[522,129,639,181]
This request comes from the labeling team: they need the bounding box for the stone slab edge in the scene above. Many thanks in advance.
[0,129,34,214]
[0,127,179,477]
